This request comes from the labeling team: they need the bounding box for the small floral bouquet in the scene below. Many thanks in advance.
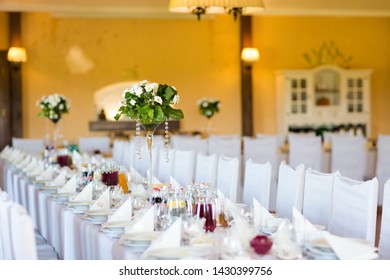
[114,80,184,124]
[197,98,220,119]
[37,93,70,123]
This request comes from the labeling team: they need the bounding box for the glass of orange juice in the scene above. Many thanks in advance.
[118,166,129,193]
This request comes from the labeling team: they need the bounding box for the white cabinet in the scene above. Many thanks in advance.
[275,65,372,137]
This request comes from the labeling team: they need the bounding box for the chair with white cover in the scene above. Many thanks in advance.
[121,141,134,171]
[12,137,44,156]
[275,161,305,220]
[216,155,240,203]
[288,134,322,171]
[112,139,126,165]
[194,153,218,186]
[172,149,195,187]
[379,180,390,259]
[156,148,175,184]
[171,136,208,155]
[244,135,281,212]
[302,168,340,229]
[78,136,111,154]
[329,176,378,246]
[0,191,13,259]
[208,136,242,159]
[331,135,367,181]
[375,135,390,206]
[9,203,38,260]
[242,159,272,210]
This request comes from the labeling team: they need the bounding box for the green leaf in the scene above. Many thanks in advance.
[139,105,150,114]
[166,106,184,120]
[154,106,166,122]
[162,86,176,103]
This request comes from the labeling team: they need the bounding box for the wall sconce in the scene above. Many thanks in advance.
[7,47,27,63]
[241,47,259,65]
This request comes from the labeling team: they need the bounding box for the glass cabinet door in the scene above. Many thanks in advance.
[289,77,308,115]
[346,77,364,113]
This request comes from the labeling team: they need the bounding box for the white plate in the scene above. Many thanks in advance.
[84,209,115,219]
[52,192,77,202]
[308,237,333,252]
[102,220,134,231]
[66,200,94,210]
[306,246,338,260]
[146,247,209,260]
[83,216,107,224]
[100,227,124,237]
[122,231,161,245]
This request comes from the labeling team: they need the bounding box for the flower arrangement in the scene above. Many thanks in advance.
[197,98,220,119]
[114,80,184,124]
[37,93,70,123]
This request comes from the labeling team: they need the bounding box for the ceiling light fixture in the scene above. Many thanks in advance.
[169,0,265,21]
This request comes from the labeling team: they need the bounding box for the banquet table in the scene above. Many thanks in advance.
[0,154,380,261]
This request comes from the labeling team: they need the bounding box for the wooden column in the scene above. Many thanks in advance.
[8,12,23,138]
[240,16,253,136]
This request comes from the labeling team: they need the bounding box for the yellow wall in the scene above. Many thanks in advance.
[252,16,390,137]
[22,13,240,143]
[0,13,8,49]
[5,13,390,141]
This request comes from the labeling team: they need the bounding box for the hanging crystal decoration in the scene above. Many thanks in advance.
[135,120,141,159]
[164,121,170,162]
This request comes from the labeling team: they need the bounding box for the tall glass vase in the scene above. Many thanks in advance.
[141,122,162,196]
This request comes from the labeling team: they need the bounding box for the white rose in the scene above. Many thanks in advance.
[145,83,154,93]
[135,87,143,97]
[205,110,212,116]
[151,83,159,95]
[154,96,163,105]
[140,80,148,85]
[59,104,64,110]
[172,94,180,104]
[130,99,136,106]
[202,101,209,108]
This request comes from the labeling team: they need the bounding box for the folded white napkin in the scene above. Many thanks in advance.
[90,188,110,210]
[107,196,132,222]
[36,166,54,182]
[253,198,274,229]
[22,159,38,173]
[16,155,31,170]
[217,189,238,212]
[292,207,320,246]
[170,176,182,189]
[46,170,67,187]
[0,145,10,158]
[91,156,101,165]
[125,206,154,233]
[57,174,77,194]
[130,167,144,183]
[71,181,93,201]
[27,161,45,177]
[324,232,378,260]
[72,150,83,165]
[142,217,182,258]
[9,149,22,162]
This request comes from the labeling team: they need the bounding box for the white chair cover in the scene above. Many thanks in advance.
[171,136,208,155]
[172,149,195,186]
[376,135,390,206]
[275,161,305,220]
[112,139,125,165]
[156,148,175,184]
[208,136,242,159]
[329,176,378,245]
[78,136,111,154]
[0,192,13,259]
[194,153,218,186]
[302,168,340,229]
[244,135,280,212]
[331,135,367,181]
[121,141,134,171]
[379,180,390,259]
[216,155,240,202]
[11,138,44,156]
[9,203,38,260]
[242,159,272,210]
[288,134,322,171]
